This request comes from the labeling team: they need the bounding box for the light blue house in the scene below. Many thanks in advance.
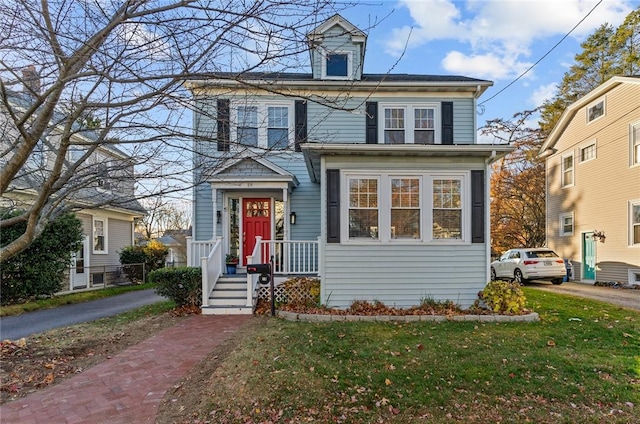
[187,14,511,314]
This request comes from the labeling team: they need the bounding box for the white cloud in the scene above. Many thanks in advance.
[531,82,558,107]
[385,0,634,80]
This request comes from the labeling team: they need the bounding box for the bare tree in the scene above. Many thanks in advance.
[136,197,191,241]
[0,0,356,261]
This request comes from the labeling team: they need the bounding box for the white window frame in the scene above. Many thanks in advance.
[559,212,574,236]
[586,97,605,123]
[631,121,640,167]
[321,50,353,80]
[379,103,440,145]
[630,199,640,247]
[579,140,597,163]
[561,152,574,188]
[230,100,294,150]
[93,216,108,254]
[340,171,469,244]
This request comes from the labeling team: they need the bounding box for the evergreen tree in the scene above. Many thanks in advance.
[539,6,640,133]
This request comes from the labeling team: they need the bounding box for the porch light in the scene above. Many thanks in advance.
[290,211,297,225]
[216,210,222,224]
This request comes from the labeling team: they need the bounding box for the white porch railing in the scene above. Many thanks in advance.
[189,236,320,310]
[198,237,223,307]
[186,236,219,268]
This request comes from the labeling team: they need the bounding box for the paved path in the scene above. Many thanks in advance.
[528,281,640,311]
[0,314,252,424]
[1,289,165,340]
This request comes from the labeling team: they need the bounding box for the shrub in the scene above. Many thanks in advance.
[150,267,201,307]
[1,211,83,305]
[119,240,169,282]
[478,280,527,314]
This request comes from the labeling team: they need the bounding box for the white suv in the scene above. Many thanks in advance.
[491,248,567,285]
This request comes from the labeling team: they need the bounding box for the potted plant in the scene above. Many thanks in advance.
[225,253,239,274]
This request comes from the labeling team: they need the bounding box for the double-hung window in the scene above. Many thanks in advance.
[560,212,574,236]
[580,142,596,163]
[381,104,438,144]
[236,106,258,146]
[561,153,574,187]
[432,178,462,239]
[93,217,107,254]
[343,172,466,243]
[231,101,292,150]
[348,177,379,239]
[631,200,640,246]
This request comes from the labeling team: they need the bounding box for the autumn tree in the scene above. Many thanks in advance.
[483,110,546,255]
[0,0,356,262]
[540,6,640,133]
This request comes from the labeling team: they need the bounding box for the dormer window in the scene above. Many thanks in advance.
[322,51,352,79]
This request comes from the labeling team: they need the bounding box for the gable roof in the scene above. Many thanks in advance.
[207,154,300,188]
[307,14,366,43]
[541,76,640,153]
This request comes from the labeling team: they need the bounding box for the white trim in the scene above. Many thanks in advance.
[559,212,574,236]
[340,170,469,244]
[628,268,640,285]
[378,102,440,145]
[321,50,353,80]
[92,216,108,254]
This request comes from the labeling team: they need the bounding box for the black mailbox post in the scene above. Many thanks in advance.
[247,260,275,315]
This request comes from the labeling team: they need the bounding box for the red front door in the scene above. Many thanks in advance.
[242,198,271,265]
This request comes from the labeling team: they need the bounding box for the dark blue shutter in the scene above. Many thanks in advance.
[295,100,307,152]
[441,101,453,145]
[471,170,485,243]
[365,101,378,144]
[217,99,230,152]
[327,169,340,243]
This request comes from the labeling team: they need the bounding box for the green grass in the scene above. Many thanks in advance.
[0,283,157,317]
[195,288,640,423]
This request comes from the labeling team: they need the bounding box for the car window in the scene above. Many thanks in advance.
[500,252,510,261]
[509,252,520,259]
[527,250,559,258]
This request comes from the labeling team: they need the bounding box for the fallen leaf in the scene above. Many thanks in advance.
[385,378,393,386]
[547,340,556,347]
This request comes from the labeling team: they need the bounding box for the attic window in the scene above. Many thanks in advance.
[327,53,348,76]
[587,99,605,123]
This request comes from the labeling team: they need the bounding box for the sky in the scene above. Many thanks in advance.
[337,0,637,135]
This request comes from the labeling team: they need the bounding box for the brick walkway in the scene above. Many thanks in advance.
[0,314,252,424]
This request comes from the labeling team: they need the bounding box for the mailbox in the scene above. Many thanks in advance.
[247,263,271,274]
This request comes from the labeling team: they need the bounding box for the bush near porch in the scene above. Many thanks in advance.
[150,267,201,307]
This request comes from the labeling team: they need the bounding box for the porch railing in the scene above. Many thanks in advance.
[186,237,219,268]
[199,237,223,307]
[255,238,321,275]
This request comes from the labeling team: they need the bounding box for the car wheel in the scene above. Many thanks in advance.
[551,278,563,285]
[514,269,526,285]
[490,267,497,281]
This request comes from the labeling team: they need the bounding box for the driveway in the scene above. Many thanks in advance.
[0,289,165,340]
[527,281,640,311]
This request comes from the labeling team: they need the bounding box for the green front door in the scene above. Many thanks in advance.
[582,232,596,281]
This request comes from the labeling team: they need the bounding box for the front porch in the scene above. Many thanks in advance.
[187,237,320,314]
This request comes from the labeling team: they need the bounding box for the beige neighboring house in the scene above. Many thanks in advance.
[541,76,640,285]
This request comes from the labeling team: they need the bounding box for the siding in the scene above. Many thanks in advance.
[310,25,363,79]
[323,244,486,308]
[320,155,489,309]
[546,83,640,283]
[307,97,476,144]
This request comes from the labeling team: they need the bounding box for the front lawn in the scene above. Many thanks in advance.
[160,288,640,424]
